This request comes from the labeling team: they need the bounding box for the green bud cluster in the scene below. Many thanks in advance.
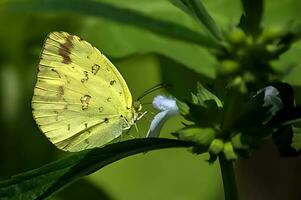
[173,82,298,162]
[212,26,297,88]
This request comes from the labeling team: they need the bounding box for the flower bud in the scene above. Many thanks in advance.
[175,127,216,146]
[225,28,247,44]
[223,141,238,160]
[231,133,249,149]
[218,60,240,75]
[209,139,224,154]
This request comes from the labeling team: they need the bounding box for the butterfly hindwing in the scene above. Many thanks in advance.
[32,32,133,151]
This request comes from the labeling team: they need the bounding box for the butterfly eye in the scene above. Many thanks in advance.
[133,101,142,111]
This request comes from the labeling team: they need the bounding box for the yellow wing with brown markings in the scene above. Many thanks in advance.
[32,31,136,152]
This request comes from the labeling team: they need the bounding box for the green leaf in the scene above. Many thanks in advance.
[292,125,301,152]
[264,0,301,26]
[186,100,222,128]
[0,138,193,200]
[170,0,222,40]
[239,0,263,37]
[3,0,218,48]
[177,83,223,128]
[195,83,223,107]
[173,126,216,146]
[177,100,190,116]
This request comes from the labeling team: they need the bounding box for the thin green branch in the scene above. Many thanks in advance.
[219,155,239,200]
[239,0,263,37]
[170,0,222,40]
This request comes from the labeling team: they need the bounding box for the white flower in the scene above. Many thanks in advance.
[146,95,179,138]
[261,86,283,115]
[253,86,284,124]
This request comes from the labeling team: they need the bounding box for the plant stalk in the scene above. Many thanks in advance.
[219,155,239,200]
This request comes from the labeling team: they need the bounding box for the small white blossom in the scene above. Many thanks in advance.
[252,86,284,124]
[146,95,179,138]
[261,86,283,115]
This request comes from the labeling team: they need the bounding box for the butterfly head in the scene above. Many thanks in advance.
[133,100,142,112]
[131,100,146,123]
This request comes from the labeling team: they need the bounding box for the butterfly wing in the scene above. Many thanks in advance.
[32,32,133,151]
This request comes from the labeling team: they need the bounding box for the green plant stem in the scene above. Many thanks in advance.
[219,155,239,200]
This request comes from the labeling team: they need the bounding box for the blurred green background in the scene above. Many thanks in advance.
[1,0,301,199]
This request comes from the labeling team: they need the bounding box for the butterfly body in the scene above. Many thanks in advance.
[32,32,142,152]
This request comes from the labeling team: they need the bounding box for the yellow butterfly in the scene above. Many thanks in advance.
[32,31,143,152]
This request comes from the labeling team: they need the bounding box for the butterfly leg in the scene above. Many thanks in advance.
[137,111,147,121]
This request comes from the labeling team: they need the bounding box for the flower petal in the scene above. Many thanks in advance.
[262,86,283,115]
[146,96,179,138]
[152,95,178,111]
[146,110,170,138]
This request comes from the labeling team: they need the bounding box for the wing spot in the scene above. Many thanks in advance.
[110,80,116,86]
[51,69,61,78]
[80,95,91,110]
[67,124,71,131]
[98,107,104,113]
[54,111,59,121]
[81,71,89,83]
[119,92,122,96]
[104,118,109,123]
[84,123,88,129]
[107,97,112,102]
[58,34,74,64]
[92,64,100,75]
[58,86,64,97]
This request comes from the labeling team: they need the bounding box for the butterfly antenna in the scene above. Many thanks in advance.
[137,83,169,101]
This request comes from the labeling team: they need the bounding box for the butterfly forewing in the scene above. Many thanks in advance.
[32,32,134,151]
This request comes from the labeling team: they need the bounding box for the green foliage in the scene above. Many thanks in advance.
[3,0,219,78]
[193,83,223,107]
[169,0,222,39]
[292,125,301,151]
[239,0,263,37]
[0,139,193,200]
[177,83,223,128]
[4,0,217,48]
[175,81,301,161]
[173,126,215,145]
